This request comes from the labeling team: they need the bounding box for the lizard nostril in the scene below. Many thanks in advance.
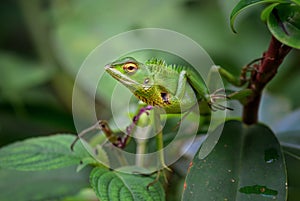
[104,64,111,69]
[144,78,150,84]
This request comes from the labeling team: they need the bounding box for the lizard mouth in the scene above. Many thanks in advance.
[105,64,139,88]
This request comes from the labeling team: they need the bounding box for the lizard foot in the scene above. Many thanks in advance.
[209,88,233,111]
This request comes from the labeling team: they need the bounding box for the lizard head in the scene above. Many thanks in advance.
[105,57,154,92]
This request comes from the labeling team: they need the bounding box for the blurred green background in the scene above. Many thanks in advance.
[0,0,299,200]
[1,0,299,146]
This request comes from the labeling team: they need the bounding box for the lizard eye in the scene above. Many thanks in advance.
[123,62,138,73]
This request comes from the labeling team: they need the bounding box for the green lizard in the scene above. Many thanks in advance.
[105,57,231,114]
[71,56,251,170]
[103,57,253,147]
[70,120,131,151]
[71,57,249,148]
[103,57,239,169]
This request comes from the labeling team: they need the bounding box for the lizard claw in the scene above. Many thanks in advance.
[209,89,233,111]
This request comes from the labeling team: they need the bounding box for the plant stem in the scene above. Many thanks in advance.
[242,36,292,125]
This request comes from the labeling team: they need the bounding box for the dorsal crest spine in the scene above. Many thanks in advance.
[145,58,189,74]
[145,58,167,66]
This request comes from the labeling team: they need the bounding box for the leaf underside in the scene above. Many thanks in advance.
[267,4,300,49]
[230,0,287,32]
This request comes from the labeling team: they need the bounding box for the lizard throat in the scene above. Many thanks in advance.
[134,91,168,107]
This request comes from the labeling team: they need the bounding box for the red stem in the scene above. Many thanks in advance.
[242,36,292,125]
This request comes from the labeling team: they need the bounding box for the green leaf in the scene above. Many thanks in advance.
[230,0,287,32]
[267,4,300,49]
[276,130,300,201]
[284,153,300,201]
[90,166,165,201]
[182,120,287,201]
[0,166,90,201]
[0,134,95,171]
[261,3,280,22]
[62,188,98,201]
